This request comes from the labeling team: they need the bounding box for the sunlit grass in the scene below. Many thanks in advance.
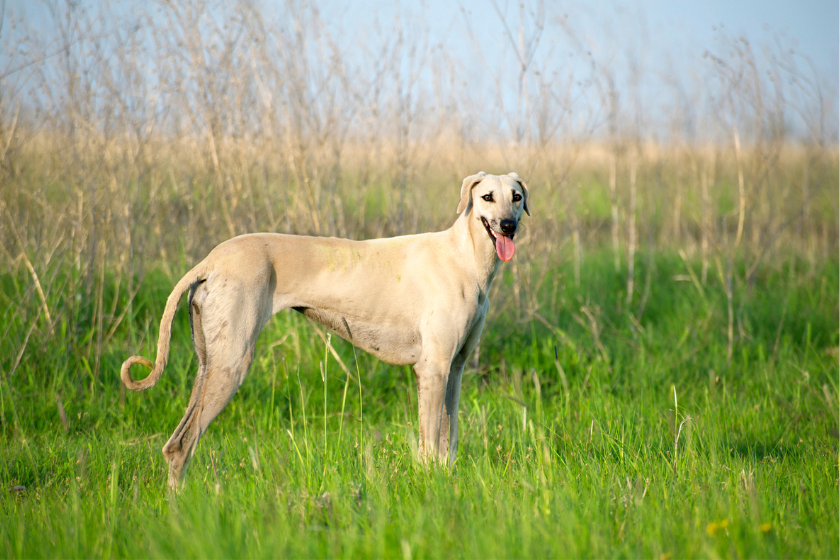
[1,252,837,558]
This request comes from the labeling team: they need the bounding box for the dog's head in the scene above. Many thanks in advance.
[457,172,530,262]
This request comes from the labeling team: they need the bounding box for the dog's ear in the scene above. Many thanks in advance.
[508,172,530,216]
[457,172,486,214]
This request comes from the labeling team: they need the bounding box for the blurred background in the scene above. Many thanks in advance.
[0,0,837,378]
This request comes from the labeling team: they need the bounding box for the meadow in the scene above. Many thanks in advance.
[0,242,837,558]
[1,0,838,557]
[1,144,838,558]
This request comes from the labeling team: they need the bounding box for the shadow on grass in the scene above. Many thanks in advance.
[727,440,800,462]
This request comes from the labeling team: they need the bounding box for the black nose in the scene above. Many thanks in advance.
[500,219,517,235]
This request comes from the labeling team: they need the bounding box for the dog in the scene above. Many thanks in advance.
[121,171,529,487]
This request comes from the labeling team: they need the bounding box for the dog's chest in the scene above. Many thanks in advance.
[293,306,421,366]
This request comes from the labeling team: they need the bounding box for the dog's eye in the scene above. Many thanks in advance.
[513,192,522,202]
[481,194,494,202]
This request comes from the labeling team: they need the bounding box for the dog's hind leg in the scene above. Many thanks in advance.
[162,278,268,489]
[161,284,210,488]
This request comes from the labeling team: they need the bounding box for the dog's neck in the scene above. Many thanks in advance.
[452,205,500,294]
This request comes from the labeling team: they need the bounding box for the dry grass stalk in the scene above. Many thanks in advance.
[732,127,746,249]
[7,217,53,335]
[626,159,637,306]
[609,153,620,274]
[700,157,711,285]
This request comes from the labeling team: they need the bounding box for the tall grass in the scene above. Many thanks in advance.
[1,253,838,557]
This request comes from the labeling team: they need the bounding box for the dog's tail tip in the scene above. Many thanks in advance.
[121,355,160,391]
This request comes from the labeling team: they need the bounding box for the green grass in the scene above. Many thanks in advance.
[1,251,838,558]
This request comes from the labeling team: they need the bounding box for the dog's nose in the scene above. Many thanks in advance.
[500,219,517,235]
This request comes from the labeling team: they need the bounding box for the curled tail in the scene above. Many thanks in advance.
[121,265,208,391]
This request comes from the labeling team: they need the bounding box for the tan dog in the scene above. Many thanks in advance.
[121,172,529,487]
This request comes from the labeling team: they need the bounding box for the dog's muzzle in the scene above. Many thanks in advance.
[481,217,516,261]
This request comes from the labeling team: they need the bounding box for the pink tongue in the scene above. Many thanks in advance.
[495,234,516,261]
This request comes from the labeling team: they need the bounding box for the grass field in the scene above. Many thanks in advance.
[1,248,837,558]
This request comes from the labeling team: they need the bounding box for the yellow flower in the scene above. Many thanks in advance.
[759,522,773,533]
[706,519,730,536]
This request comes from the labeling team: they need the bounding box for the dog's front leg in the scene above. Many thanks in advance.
[439,357,465,465]
[440,309,486,466]
[414,356,449,462]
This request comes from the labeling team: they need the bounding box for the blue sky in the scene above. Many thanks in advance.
[8,0,836,84]
[332,0,839,139]
[4,0,837,140]
[333,0,838,91]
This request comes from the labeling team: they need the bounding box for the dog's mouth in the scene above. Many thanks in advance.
[481,217,516,262]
